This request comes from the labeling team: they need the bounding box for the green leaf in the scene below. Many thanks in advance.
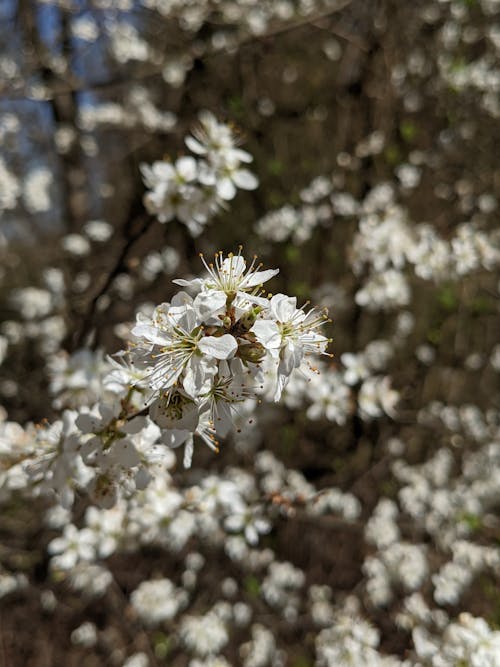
[427,328,442,345]
[290,281,309,299]
[244,575,261,597]
[438,286,458,311]
[153,633,171,659]
[400,121,417,143]
[459,512,482,532]
[268,159,284,176]
[384,145,401,165]
[228,95,244,115]
[292,657,313,667]
[285,245,300,263]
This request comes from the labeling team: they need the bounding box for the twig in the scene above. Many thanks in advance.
[72,215,155,350]
[310,18,369,52]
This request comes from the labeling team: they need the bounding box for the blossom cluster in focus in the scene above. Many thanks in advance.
[125,248,330,467]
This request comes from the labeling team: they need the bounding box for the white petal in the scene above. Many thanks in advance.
[225,515,244,532]
[53,552,77,570]
[161,428,191,449]
[241,267,279,288]
[170,291,193,308]
[131,323,169,345]
[212,402,233,438]
[217,177,236,201]
[274,345,302,401]
[110,440,140,467]
[255,518,271,534]
[123,416,147,434]
[48,536,67,555]
[270,293,297,321]
[194,290,227,321]
[183,356,216,398]
[135,467,152,491]
[197,161,216,185]
[183,437,194,468]
[288,341,304,368]
[60,486,74,510]
[233,148,253,163]
[198,110,216,126]
[150,398,199,431]
[340,353,356,366]
[235,292,273,309]
[176,156,197,181]
[185,218,205,237]
[221,255,246,277]
[245,525,259,545]
[176,307,198,333]
[172,277,204,292]
[152,161,175,180]
[273,372,289,402]
[98,536,118,559]
[75,413,101,433]
[232,169,258,190]
[198,334,237,359]
[185,135,207,155]
[251,319,281,349]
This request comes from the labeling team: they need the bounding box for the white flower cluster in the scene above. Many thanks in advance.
[130,578,188,625]
[256,165,499,313]
[180,605,230,658]
[125,249,329,466]
[394,439,500,551]
[2,251,330,507]
[255,173,342,245]
[281,333,403,425]
[413,613,500,667]
[360,438,500,612]
[316,600,410,666]
[352,205,499,287]
[7,446,368,663]
[364,540,429,607]
[348,186,499,311]
[2,1,499,661]
[48,349,116,409]
[78,86,177,134]
[27,447,361,597]
[141,113,258,235]
[240,624,283,667]
[262,561,305,621]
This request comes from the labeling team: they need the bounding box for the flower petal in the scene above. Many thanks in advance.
[232,169,258,190]
[198,334,237,359]
[251,320,281,349]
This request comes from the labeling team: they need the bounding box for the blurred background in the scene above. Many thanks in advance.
[0,0,499,665]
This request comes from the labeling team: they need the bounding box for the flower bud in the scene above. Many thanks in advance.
[237,340,266,364]
[238,306,263,332]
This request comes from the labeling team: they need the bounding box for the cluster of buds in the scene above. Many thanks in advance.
[126,249,331,466]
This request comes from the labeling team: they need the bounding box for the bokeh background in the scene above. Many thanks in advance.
[0,0,499,665]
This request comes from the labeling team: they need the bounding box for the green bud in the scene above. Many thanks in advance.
[237,341,266,364]
[239,306,263,332]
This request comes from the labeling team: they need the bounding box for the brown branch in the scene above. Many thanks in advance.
[71,214,155,350]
